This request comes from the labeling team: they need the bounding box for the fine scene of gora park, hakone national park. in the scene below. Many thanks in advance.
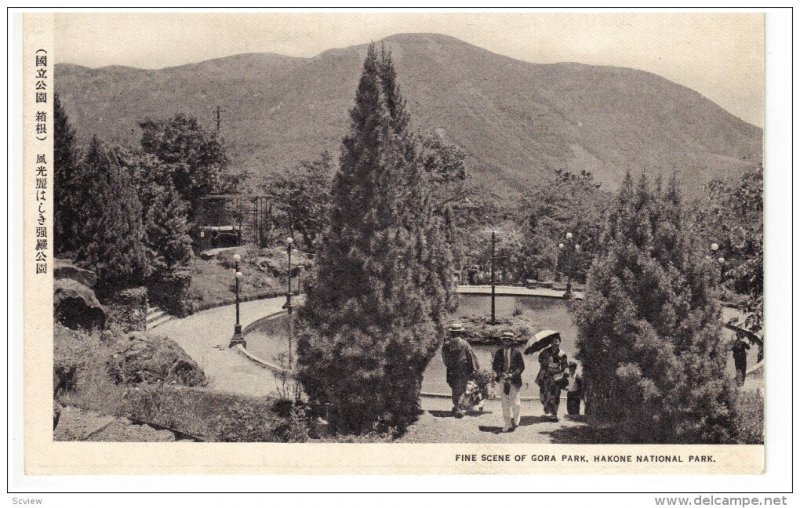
[52,34,763,444]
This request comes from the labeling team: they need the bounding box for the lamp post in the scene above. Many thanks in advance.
[490,230,497,325]
[229,254,246,347]
[710,242,726,281]
[285,237,294,314]
[559,232,580,299]
[283,237,294,370]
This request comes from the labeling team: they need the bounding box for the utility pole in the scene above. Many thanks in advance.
[215,105,223,134]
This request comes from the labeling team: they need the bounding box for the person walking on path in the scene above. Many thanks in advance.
[492,330,525,432]
[565,361,583,416]
[536,336,568,421]
[732,334,751,387]
[442,322,479,417]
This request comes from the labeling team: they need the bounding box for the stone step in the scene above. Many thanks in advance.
[146,306,159,314]
[146,309,166,322]
[147,313,173,330]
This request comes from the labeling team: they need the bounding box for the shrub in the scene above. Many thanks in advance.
[285,405,311,443]
[454,314,538,345]
[734,390,764,444]
[270,352,303,402]
[470,368,497,400]
[101,286,148,332]
[148,270,196,317]
[204,396,282,442]
[54,324,91,395]
[577,173,736,443]
[55,325,129,416]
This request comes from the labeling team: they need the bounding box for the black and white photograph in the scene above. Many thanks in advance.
[13,9,787,483]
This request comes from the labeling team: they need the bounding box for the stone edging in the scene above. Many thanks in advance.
[235,309,293,375]
[242,309,289,335]
[457,285,584,300]
[235,344,292,376]
[231,297,761,398]
[194,290,296,313]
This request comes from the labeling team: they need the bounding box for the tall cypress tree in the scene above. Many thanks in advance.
[576,172,736,443]
[296,44,454,432]
[143,179,193,274]
[76,136,150,289]
[53,93,80,254]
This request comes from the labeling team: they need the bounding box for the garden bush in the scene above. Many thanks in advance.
[734,390,764,444]
[148,270,196,317]
[101,286,148,332]
[453,314,538,345]
[577,173,737,443]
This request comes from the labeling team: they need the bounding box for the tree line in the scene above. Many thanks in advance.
[54,94,236,290]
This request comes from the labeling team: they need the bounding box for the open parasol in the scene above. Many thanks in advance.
[524,330,561,355]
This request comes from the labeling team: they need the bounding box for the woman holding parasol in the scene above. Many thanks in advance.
[525,330,568,421]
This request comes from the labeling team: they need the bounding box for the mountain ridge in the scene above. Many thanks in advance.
[55,33,762,197]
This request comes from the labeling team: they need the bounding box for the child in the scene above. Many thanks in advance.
[565,361,583,416]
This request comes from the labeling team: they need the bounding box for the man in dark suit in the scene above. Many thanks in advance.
[492,330,525,432]
[442,322,479,417]
[732,334,751,386]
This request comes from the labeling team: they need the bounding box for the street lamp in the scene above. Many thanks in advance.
[229,254,246,348]
[559,232,580,299]
[710,243,726,281]
[490,230,497,325]
[285,237,294,314]
[283,237,294,370]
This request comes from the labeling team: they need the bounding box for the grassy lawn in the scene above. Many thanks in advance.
[188,257,279,309]
[185,245,310,311]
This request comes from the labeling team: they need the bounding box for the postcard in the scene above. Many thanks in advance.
[20,10,767,476]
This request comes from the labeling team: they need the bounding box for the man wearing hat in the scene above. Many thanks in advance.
[492,330,525,432]
[442,322,479,417]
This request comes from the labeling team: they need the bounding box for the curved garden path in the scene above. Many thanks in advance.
[146,296,288,397]
[148,287,761,443]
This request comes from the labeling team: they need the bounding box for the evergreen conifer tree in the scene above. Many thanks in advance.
[143,180,193,274]
[53,93,80,254]
[139,114,228,220]
[296,44,454,433]
[576,172,736,443]
[76,136,150,289]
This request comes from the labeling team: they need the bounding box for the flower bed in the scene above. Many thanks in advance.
[453,314,539,346]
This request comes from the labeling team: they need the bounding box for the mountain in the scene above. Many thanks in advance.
[55,33,762,197]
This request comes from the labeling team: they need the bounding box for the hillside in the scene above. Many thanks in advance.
[55,33,762,197]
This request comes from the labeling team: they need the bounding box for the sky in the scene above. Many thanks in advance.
[54,12,764,127]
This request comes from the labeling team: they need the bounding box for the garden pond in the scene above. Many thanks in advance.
[244,295,761,396]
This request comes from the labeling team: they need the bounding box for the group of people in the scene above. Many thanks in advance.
[441,322,583,433]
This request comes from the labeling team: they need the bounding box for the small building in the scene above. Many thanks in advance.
[194,195,240,252]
